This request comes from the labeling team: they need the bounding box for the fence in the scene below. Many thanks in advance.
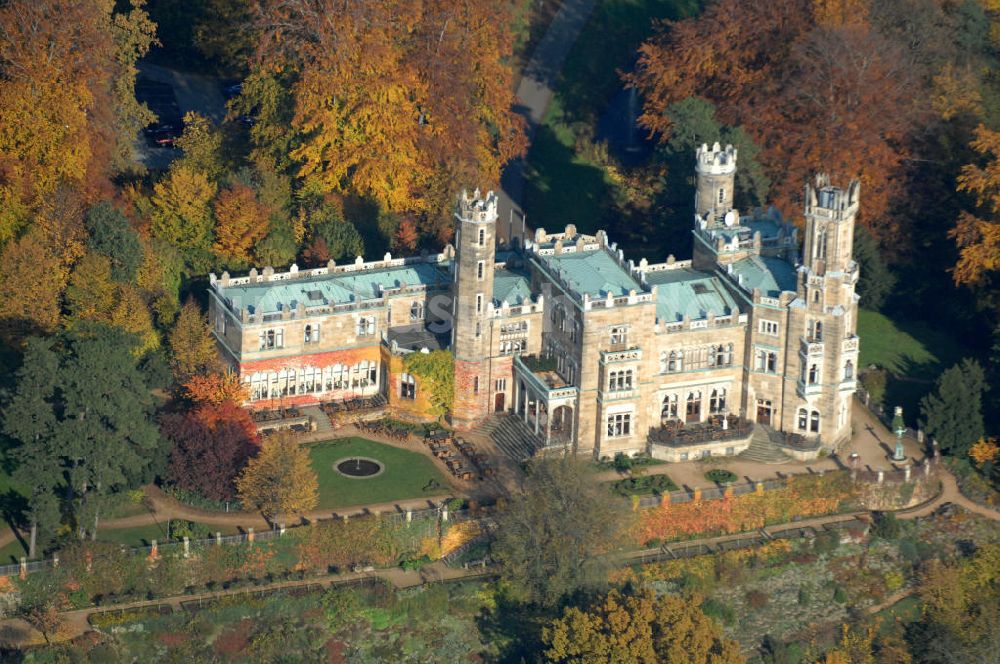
[2,503,473,579]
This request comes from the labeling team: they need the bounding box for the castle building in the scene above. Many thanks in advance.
[207,143,860,461]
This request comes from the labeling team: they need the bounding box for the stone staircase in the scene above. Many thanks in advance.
[738,425,791,464]
[473,414,540,462]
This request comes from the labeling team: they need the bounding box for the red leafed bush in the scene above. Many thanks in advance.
[162,400,259,501]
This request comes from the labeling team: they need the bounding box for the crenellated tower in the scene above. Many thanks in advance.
[451,189,497,428]
[695,142,738,227]
[780,175,861,448]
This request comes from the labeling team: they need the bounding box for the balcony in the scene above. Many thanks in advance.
[796,380,823,398]
[514,355,577,401]
[800,337,824,357]
[843,335,859,353]
[649,415,753,447]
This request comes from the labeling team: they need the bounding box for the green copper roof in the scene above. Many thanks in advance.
[541,250,642,298]
[729,255,797,297]
[493,267,532,306]
[644,268,736,322]
[218,262,451,315]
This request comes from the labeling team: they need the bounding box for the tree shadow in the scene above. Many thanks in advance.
[522,124,613,236]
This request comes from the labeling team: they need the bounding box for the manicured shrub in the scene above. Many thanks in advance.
[833,586,848,604]
[705,469,738,484]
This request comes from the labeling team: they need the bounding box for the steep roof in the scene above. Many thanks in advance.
[644,268,737,323]
[217,262,451,315]
[540,249,642,298]
[493,267,532,306]
[729,255,797,297]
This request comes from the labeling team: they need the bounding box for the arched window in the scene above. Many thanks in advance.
[808,364,819,385]
[844,360,854,381]
[810,411,820,433]
[797,408,808,431]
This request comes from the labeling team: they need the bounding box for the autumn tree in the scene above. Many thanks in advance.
[253,0,525,216]
[174,112,227,182]
[64,252,117,325]
[492,457,631,606]
[162,401,259,501]
[951,126,1000,286]
[0,231,71,343]
[213,183,270,265]
[150,164,217,265]
[236,433,318,523]
[392,216,419,253]
[181,371,248,406]
[542,588,743,664]
[0,0,154,243]
[169,299,223,381]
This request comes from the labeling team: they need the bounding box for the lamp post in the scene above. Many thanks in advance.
[892,406,907,462]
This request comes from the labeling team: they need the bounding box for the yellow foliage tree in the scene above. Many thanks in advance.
[951,125,1000,285]
[181,371,248,406]
[212,184,270,265]
[256,0,525,214]
[0,231,69,343]
[969,437,1000,469]
[110,284,159,356]
[150,165,217,253]
[169,299,223,381]
[543,587,743,664]
[237,433,319,523]
[64,252,117,325]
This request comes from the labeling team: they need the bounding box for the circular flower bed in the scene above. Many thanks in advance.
[705,468,738,485]
[335,457,385,478]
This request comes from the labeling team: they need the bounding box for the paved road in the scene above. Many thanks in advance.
[498,0,599,244]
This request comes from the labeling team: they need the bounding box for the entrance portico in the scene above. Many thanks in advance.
[513,355,578,450]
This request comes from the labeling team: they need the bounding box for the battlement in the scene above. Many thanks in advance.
[805,175,860,221]
[455,188,499,223]
[696,142,737,175]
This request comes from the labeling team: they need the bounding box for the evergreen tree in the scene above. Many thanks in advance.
[2,337,64,558]
[852,225,896,311]
[85,201,143,281]
[920,358,986,456]
[2,325,162,542]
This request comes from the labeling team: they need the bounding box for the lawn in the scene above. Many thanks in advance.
[856,309,968,422]
[307,437,450,510]
[523,0,701,239]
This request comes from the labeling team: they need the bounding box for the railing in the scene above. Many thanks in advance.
[648,416,754,447]
[800,337,824,357]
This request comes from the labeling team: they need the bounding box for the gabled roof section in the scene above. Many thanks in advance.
[729,255,797,298]
[540,249,642,298]
[217,262,451,315]
[644,268,737,323]
[493,267,532,306]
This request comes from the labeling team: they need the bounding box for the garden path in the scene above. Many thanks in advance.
[497,0,599,241]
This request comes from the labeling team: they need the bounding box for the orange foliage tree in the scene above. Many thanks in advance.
[628,0,921,241]
[951,126,1000,286]
[0,0,154,244]
[254,0,526,216]
[212,183,270,265]
[182,371,249,406]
